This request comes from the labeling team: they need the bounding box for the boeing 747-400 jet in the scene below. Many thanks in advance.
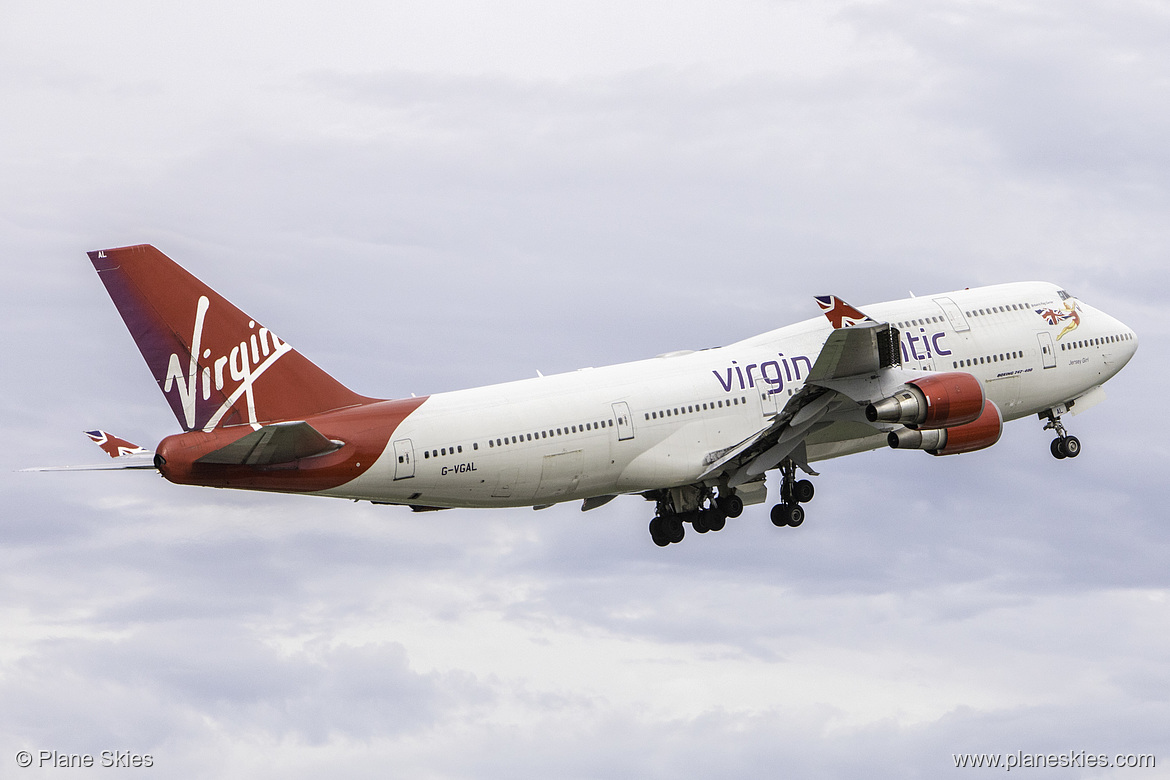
[43,245,1138,546]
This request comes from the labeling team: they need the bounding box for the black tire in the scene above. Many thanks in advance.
[705,511,727,532]
[794,479,815,504]
[1063,436,1081,458]
[649,517,669,547]
[1051,438,1067,459]
[786,504,805,527]
[666,517,685,544]
[692,512,710,533]
[721,494,744,519]
[770,503,788,527]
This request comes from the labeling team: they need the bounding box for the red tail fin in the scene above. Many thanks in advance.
[90,245,376,431]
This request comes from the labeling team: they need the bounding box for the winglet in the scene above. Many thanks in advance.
[20,431,156,472]
[814,295,874,329]
[85,430,150,458]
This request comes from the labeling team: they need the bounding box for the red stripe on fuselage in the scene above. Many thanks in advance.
[156,397,428,493]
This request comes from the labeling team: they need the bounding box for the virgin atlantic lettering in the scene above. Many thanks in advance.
[902,327,952,362]
[712,329,954,395]
[713,354,814,395]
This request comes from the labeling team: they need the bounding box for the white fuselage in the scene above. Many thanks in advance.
[323,282,1137,508]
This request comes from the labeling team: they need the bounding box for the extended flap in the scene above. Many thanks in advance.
[807,322,900,381]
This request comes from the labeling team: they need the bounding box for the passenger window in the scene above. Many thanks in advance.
[424,451,429,459]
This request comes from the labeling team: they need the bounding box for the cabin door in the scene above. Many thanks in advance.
[393,439,415,480]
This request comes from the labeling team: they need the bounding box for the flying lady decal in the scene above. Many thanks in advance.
[1035,300,1081,340]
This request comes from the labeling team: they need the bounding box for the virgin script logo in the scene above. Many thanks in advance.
[162,296,292,430]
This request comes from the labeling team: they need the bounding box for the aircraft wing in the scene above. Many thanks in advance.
[703,303,904,487]
[20,456,158,472]
[21,430,157,472]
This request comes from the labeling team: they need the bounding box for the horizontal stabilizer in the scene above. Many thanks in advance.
[195,421,342,465]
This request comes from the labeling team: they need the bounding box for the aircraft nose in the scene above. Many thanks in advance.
[1112,314,1139,366]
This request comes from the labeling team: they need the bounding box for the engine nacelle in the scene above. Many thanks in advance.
[887,400,1003,456]
[866,372,985,429]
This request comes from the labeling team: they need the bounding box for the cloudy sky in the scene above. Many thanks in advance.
[2,0,1168,777]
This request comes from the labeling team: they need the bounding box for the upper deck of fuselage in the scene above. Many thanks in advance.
[414,281,1136,414]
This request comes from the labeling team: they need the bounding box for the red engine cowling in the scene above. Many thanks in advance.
[887,399,1003,456]
[866,372,985,429]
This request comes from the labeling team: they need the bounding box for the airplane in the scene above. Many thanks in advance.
[40,245,1138,546]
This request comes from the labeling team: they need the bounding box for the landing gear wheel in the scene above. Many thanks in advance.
[649,517,670,547]
[720,494,744,519]
[705,511,727,532]
[771,503,805,527]
[794,479,815,504]
[1042,410,1080,460]
[767,502,786,528]
[665,516,685,544]
[770,503,787,527]
[785,504,805,527]
[691,512,710,534]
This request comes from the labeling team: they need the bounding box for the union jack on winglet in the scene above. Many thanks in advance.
[85,430,149,458]
[814,295,875,329]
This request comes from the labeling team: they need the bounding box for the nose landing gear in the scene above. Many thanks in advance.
[1042,409,1081,459]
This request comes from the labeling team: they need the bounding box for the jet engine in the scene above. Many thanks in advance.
[865,372,985,429]
[887,399,1003,456]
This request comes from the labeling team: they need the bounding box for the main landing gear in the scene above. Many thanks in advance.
[1041,409,1081,460]
[770,459,814,528]
[648,487,741,547]
[646,463,817,546]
